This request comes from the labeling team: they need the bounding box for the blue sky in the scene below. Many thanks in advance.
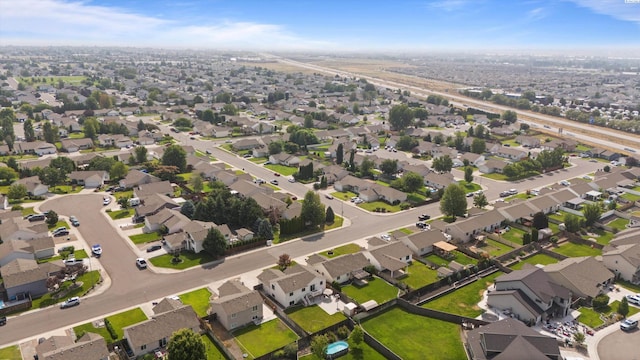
[0,0,639,52]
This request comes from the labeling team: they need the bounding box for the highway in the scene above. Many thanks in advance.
[0,123,603,347]
[267,56,640,154]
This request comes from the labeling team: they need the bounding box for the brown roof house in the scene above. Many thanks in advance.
[210,280,263,331]
[143,208,191,235]
[123,304,201,358]
[36,332,109,360]
[68,170,109,188]
[119,170,160,188]
[15,176,49,196]
[466,317,561,360]
[308,252,370,284]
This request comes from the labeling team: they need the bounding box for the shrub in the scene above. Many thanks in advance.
[399,202,411,210]
[550,236,558,244]
[363,265,377,275]
[337,326,350,340]
[283,343,298,358]
[331,281,342,292]
[325,331,338,343]
[593,294,610,310]
[104,318,118,340]
[11,205,23,211]
[272,350,286,359]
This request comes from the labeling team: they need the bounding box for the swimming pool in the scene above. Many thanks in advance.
[0,300,4,309]
[325,340,349,358]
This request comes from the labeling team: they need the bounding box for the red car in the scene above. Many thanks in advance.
[274,173,280,177]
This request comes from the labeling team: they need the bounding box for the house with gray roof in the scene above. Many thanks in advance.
[1,258,62,299]
[478,158,509,174]
[144,208,190,235]
[364,241,412,278]
[258,264,325,308]
[602,243,640,285]
[37,332,109,360]
[310,252,370,284]
[487,267,571,325]
[400,230,449,256]
[466,318,561,360]
[124,305,201,357]
[60,138,94,152]
[15,176,48,196]
[68,170,109,188]
[423,171,454,190]
[443,209,506,243]
[543,256,614,301]
[210,280,263,331]
[119,170,160,188]
[135,180,174,198]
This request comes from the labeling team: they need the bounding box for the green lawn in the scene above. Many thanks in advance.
[202,334,229,360]
[607,217,629,231]
[500,227,527,246]
[48,220,70,230]
[179,287,213,317]
[49,185,83,194]
[264,164,298,176]
[129,232,161,244]
[332,191,358,201]
[478,239,514,257]
[552,242,602,257]
[509,253,559,270]
[342,277,398,305]
[548,211,569,222]
[399,228,413,235]
[73,308,147,343]
[107,209,134,220]
[19,75,87,85]
[582,228,615,246]
[362,307,466,360]
[578,301,640,328]
[21,206,37,216]
[424,251,476,267]
[233,319,298,359]
[482,173,508,181]
[114,190,134,200]
[403,262,440,289]
[300,334,386,360]
[286,305,346,334]
[459,181,481,193]
[422,271,503,318]
[38,249,89,263]
[149,251,216,269]
[358,201,401,213]
[621,192,640,202]
[320,243,362,258]
[31,270,101,309]
[0,345,21,360]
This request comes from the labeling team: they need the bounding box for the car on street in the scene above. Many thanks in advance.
[499,191,510,197]
[70,216,80,227]
[270,179,279,185]
[254,178,265,184]
[91,244,102,256]
[136,258,148,269]
[620,319,638,331]
[103,197,111,205]
[0,316,6,326]
[60,297,80,309]
[418,214,431,221]
[273,172,280,177]
[466,192,474,197]
[380,234,391,241]
[508,189,517,195]
[243,154,252,158]
[288,178,296,183]
[325,194,334,199]
[146,245,162,253]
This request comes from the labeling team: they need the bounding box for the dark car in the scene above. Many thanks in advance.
[146,245,162,253]
[53,229,70,237]
[26,214,46,222]
[0,316,6,326]
[418,214,431,221]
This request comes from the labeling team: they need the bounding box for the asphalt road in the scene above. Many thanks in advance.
[597,328,640,360]
[0,127,605,346]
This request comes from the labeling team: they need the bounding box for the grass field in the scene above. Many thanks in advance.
[459,181,481,193]
[478,239,514,257]
[403,262,440,289]
[0,345,20,360]
[342,277,398,305]
[73,308,147,343]
[149,251,216,269]
[320,243,362,258]
[286,305,346,333]
[107,209,134,220]
[607,217,629,231]
[202,334,229,360]
[358,201,401,213]
[178,287,213,317]
[19,75,87,85]
[552,242,602,257]
[331,191,358,201]
[264,164,298,176]
[233,319,298,359]
[422,271,503,318]
[509,253,559,270]
[362,307,466,360]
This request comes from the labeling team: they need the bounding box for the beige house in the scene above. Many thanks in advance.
[210,280,263,330]
[602,243,640,285]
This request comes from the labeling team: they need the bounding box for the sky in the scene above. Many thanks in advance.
[0,0,639,52]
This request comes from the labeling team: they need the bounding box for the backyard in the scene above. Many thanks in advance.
[509,253,559,270]
[552,242,602,257]
[422,271,503,318]
[73,308,147,343]
[499,227,527,246]
[402,262,440,289]
[286,305,346,333]
[178,287,213,317]
[300,334,386,360]
[424,251,476,267]
[341,277,398,305]
[232,319,298,359]
[581,228,615,246]
[202,334,228,360]
[362,307,466,360]
[477,239,514,257]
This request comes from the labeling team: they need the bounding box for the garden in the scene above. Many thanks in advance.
[31,270,101,309]
[149,251,216,270]
[577,300,640,329]
[362,307,466,360]
[232,319,298,359]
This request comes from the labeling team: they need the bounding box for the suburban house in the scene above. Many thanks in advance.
[334,175,407,204]
[477,159,509,174]
[15,141,57,156]
[602,243,640,284]
[487,267,572,325]
[459,152,485,167]
[36,332,110,360]
[443,210,506,243]
[68,171,109,188]
[0,239,37,266]
[400,230,450,256]
[134,180,174,198]
[515,135,541,148]
[268,153,301,167]
[182,220,231,253]
[466,318,561,360]
[232,138,262,151]
[97,134,134,148]
[364,241,412,278]
[15,176,49,196]
[307,252,370,284]
[60,138,94,152]
[423,171,454,190]
[257,264,325,308]
[119,170,160,188]
[123,304,201,357]
[143,208,191,234]
[210,280,264,331]
[133,193,179,219]
[0,217,50,241]
[1,258,62,299]
[543,257,614,301]
[492,146,527,161]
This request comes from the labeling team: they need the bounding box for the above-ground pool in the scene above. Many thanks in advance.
[325,340,349,358]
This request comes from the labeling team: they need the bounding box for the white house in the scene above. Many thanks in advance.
[602,243,640,285]
[257,264,325,308]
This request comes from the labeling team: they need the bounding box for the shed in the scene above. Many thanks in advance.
[343,302,358,317]
[360,300,378,311]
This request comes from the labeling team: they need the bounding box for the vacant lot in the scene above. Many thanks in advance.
[286,305,346,334]
[233,319,298,359]
[362,307,466,360]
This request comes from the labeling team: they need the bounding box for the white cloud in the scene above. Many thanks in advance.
[564,0,640,23]
[427,0,471,12]
[0,0,335,49]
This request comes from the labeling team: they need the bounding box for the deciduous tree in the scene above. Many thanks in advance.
[167,328,206,360]
[301,191,325,229]
[582,202,602,227]
[464,166,473,183]
[162,145,187,172]
[440,183,467,220]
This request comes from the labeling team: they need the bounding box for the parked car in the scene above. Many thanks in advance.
[626,295,640,306]
[103,197,111,205]
[0,316,6,326]
[61,297,80,309]
[418,214,431,221]
[559,180,570,186]
[64,257,83,266]
[53,228,69,237]
[466,192,474,197]
[508,189,517,195]
[25,213,45,222]
[91,244,102,256]
[70,216,80,227]
[273,172,280,177]
[146,245,162,253]
[136,258,148,269]
[620,319,638,331]
[325,194,334,200]
[499,191,510,197]
[270,179,279,185]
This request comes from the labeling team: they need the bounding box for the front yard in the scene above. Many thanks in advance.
[286,305,346,334]
[107,209,134,220]
[358,201,401,213]
[0,345,20,360]
[422,271,503,318]
[578,300,640,328]
[73,307,148,343]
[178,287,213,317]
[32,270,101,309]
[362,307,466,360]
[232,319,298,359]
[263,164,298,176]
[149,251,216,270]
[320,243,362,258]
[552,242,602,257]
[341,277,398,305]
[129,232,162,244]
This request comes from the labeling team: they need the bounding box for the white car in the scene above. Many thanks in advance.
[103,197,111,205]
[91,244,103,256]
[60,297,80,308]
[620,319,638,331]
[136,258,148,269]
[559,180,570,186]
